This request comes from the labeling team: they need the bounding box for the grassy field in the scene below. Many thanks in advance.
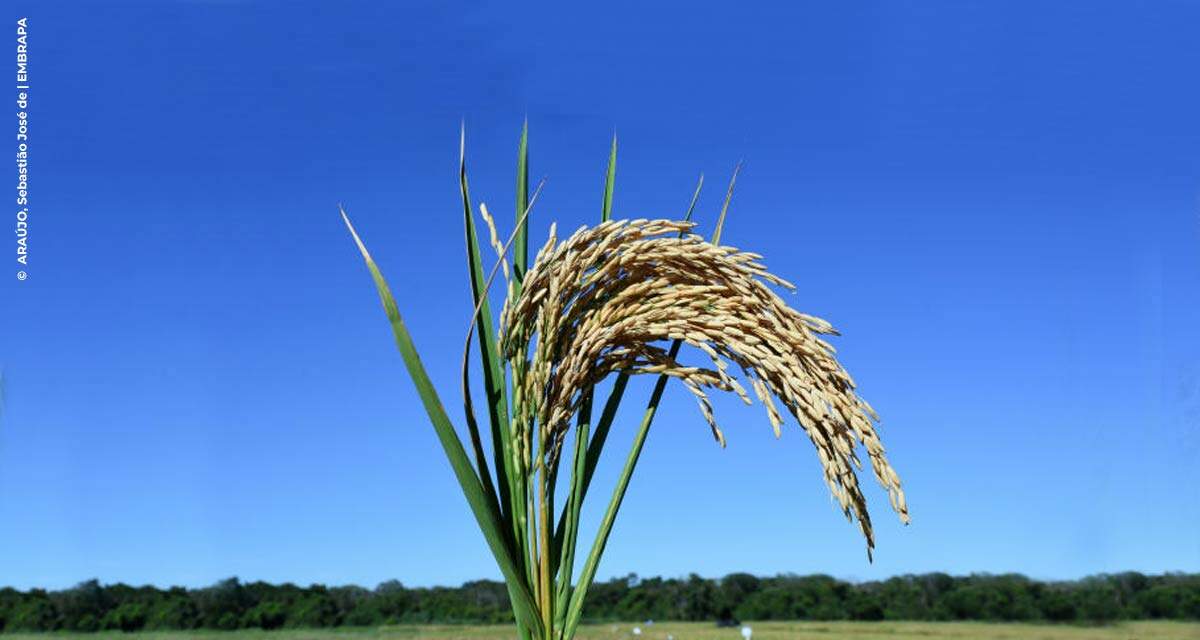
[3,622,1198,640]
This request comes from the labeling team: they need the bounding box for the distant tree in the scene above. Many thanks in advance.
[52,579,111,631]
[343,600,384,627]
[845,587,884,621]
[215,612,239,630]
[918,572,955,602]
[716,572,760,620]
[1109,572,1149,613]
[74,613,100,632]
[794,575,849,619]
[941,584,987,620]
[195,578,250,629]
[100,602,148,632]
[878,577,931,620]
[1075,581,1121,623]
[241,601,287,630]
[145,595,199,630]
[673,574,715,621]
[329,585,371,623]
[737,585,795,620]
[581,576,631,621]
[287,593,340,628]
[6,594,57,631]
[1039,586,1078,622]
[366,580,413,624]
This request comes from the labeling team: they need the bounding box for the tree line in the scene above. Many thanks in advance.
[1,572,1197,632]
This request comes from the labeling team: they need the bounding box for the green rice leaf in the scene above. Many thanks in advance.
[602,134,617,221]
[712,161,741,245]
[552,388,592,632]
[340,207,543,639]
[460,127,517,533]
[514,120,530,288]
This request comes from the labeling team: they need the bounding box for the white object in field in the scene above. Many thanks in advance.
[632,627,641,636]
[741,625,753,640]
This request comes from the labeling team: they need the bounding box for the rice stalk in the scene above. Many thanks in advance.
[344,124,908,640]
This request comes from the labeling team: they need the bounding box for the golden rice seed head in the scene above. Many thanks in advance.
[500,219,907,550]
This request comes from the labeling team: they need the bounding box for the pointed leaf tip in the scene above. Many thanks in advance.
[340,206,373,262]
[459,123,468,166]
[712,161,743,246]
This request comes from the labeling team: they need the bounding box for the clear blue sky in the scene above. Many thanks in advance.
[2,2,1198,591]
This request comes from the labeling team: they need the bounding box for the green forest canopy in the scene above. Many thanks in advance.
[1,572,1197,632]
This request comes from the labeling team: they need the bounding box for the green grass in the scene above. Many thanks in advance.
[5,622,1198,640]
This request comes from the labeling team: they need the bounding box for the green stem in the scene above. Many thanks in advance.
[552,388,593,632]
[562,341,682,638]
[552,372,626,554]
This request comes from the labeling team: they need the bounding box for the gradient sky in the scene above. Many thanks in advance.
[2,2,1198,591]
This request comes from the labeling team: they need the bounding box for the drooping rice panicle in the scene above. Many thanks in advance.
[500,219,908,553]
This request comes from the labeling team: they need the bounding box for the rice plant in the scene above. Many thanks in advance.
[341,124,908,640]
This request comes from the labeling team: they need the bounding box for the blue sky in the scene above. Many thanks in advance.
[2,1,1198,591]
